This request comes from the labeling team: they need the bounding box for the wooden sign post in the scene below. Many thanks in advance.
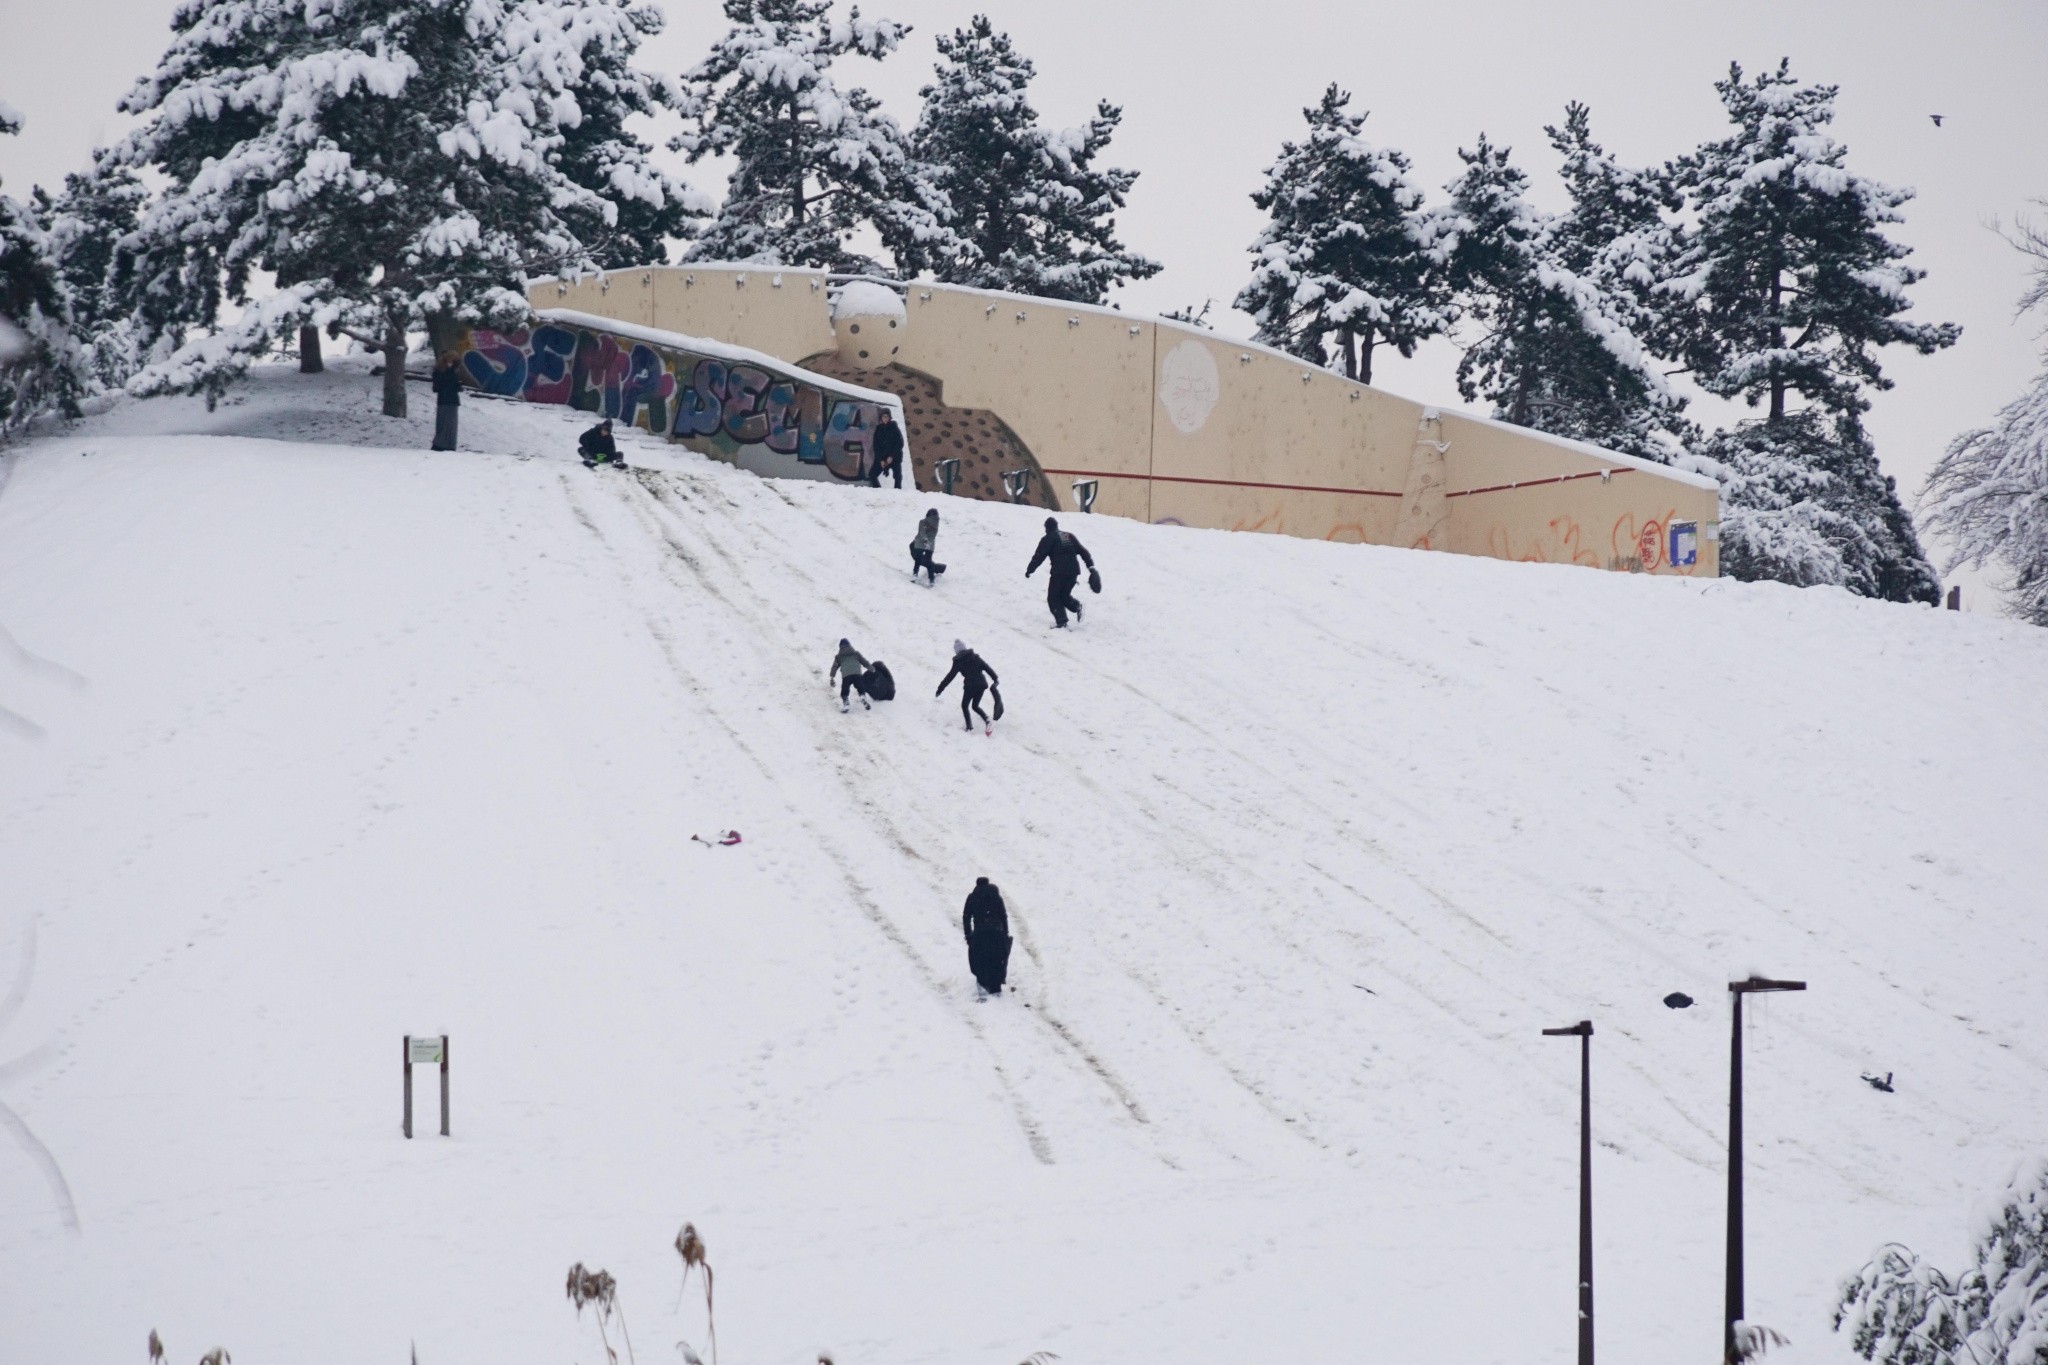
[403,1034,449,1138]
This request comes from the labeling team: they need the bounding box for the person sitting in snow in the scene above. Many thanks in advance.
[829,637,873,713]
[961,877,1012,997]
[935,640,1001,732]
[909,508,945,584]
[579,418,621,468]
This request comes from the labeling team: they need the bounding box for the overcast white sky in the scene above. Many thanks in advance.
[4,0,2044,598]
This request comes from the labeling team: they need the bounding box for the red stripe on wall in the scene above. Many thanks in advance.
[1038,465,1637,500]
[1038,468,1402,498]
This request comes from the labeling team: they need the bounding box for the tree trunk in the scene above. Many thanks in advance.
[1768,260,1786,424]
[1359,331,1376,387]
[298,324,323,374]
[382,319,408,419]
[1342,330,1359,382]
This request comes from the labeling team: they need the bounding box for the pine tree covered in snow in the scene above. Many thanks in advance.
[1667,61,1956,601]
[1235,85,1448,385]
[1835,1157,2048,1365]
[114,0,692,416]
[550,3,707,270]
[34,160,149,389]
[0,101,89,436]
[675,0,946,273]
[1921,213,2048,626]
[891,16,1157,303]
[1431,129,1683,461]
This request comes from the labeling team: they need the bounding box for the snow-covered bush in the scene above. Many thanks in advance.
[1686,412,1940,603]
[1836,1158,2048,1365]
[1920,212,2048,626]
[0,100,89,437]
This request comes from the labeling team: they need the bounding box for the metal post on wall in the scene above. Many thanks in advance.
[1725,978,1804,1363]
[933,458,961,497]
[1541,1020,1595,1365]
[402,1034,413,1139]
[1072,478,1100,513]
[1001,469,1035,504]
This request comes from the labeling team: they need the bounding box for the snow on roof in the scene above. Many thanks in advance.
[533,309,903,411]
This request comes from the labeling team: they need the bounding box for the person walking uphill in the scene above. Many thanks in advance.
[961,877,1012,997]
[1025,516,1098,628]
[830,638,872,713]
[935,640,1002,733]
[869,409,905,488]
[431,355,462,451]
[909,508,946,585]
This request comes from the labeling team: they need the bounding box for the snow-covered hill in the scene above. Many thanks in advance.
[3,362,2045,1365]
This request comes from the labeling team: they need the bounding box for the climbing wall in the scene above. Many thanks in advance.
[800,353,1060,510]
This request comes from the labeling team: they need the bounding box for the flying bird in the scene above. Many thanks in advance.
[1930,115,1945,127]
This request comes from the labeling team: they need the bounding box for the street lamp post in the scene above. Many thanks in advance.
[1725,977,1805,1364]
[1542,1020,1595,1365]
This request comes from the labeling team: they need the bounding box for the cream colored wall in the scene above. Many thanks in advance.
[531,263,1718,576]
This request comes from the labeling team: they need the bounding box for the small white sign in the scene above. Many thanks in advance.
[408,1036,444,1065]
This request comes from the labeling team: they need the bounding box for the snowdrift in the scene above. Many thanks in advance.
[2,362,2044,1365]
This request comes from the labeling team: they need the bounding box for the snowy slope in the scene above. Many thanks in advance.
[2,362,2045,1365]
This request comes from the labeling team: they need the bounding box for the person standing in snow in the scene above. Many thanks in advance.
[909,508,945,584]
[579,418,621,468]
[1025,516,1097,628]
[431,354,462,451]
[961,876,1012,997]
[935,640,1001,732]
[869,409,905,488]
[829,637,873,712]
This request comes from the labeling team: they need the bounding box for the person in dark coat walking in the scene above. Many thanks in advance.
[869,409,905,488]
[431,355,463,451]
[908,508,945,584]
[829,637,872,712]
[961,876,1012,996]
[935,639,1001,732]
[579,418,621,468]
[1025,516,1096,628]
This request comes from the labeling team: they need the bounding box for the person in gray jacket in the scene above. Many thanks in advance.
[909,508,946,584]
[830,638,872,712]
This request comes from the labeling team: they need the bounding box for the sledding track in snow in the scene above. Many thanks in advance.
[2,363,2046,1365]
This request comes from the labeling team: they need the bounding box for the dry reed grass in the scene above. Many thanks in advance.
[567,1261,637,1365]
[673,1222,716,1365]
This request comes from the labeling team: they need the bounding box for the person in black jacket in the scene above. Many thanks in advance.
[579,419,621,468]
[431,355,462,451]
[935,639,1001,732]
[961,876,1011,997]
[869,409,905,488]
[1025,516,1096,628]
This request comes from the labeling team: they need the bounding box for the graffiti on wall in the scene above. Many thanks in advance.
[455,321,889,480]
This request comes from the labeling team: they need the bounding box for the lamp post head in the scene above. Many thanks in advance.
[1729,977,1807,995]
[1542,1021,1594,1037]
